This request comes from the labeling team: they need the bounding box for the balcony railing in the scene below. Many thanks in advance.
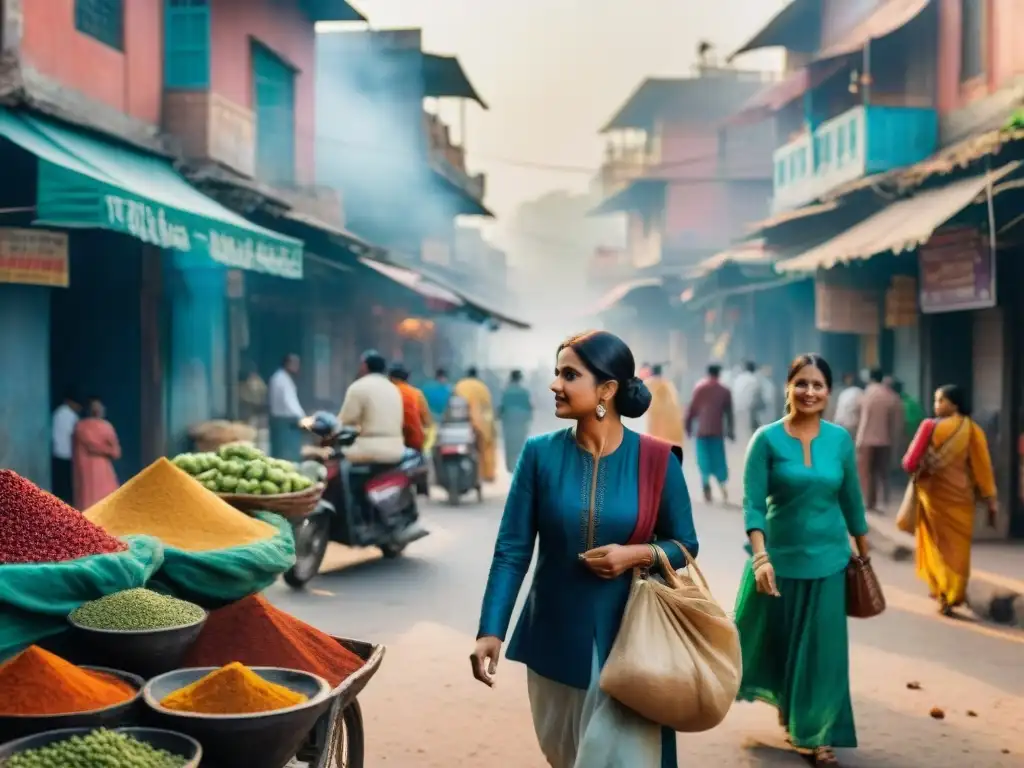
[424,111,485,201]
[771,104,938,213]
[600,143,658,196]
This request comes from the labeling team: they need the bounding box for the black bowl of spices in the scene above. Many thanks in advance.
[0,654,146,745]
[142,665,335,768]
[0,726,201,767]
[68,588,207,678]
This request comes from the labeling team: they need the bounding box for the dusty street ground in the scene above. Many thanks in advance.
[268,436,1024,767]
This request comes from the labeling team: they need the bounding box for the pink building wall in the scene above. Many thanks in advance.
[658,120,768,247]
[937,0,1024,115]
[210,0,316,184]
[20,0,163,126]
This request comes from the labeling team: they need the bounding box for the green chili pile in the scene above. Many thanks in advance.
[70,588,205,631]
[4,729,187,768]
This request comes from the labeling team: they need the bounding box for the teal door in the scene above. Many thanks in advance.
[252,42,296,185]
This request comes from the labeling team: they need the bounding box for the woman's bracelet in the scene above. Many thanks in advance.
[752,551,770,568]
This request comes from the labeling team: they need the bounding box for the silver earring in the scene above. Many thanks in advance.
[596,403,607,420]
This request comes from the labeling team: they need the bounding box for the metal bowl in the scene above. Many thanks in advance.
[142,666,334,768]
[0,726,201,767]
[0,666,144,744]
[67,611,207,678]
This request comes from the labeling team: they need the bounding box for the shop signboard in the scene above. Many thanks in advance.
[919,227,995,313]
[814,280,879,334]
[0,228,69,287]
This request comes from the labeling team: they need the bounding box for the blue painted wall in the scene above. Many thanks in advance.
[164,250,228,455]
[0,284,52,486]
[864,106,938,174]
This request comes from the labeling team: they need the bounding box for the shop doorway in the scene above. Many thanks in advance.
[49,233,164,480]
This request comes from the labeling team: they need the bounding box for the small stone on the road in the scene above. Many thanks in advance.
[930,707,946,719]
[907,681,922,690]
[967,710,978,717]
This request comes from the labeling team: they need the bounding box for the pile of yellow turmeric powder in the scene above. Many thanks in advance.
[85,458,275,551]
[160,662,307,715]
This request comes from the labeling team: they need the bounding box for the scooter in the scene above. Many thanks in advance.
[432,395,482,506]
[284,411,430,589]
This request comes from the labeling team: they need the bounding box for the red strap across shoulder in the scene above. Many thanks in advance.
[627,434,677,544]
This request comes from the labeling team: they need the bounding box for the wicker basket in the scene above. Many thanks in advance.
[218,482,325,520]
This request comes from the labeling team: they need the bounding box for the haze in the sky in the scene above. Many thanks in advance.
[330,0,787,234]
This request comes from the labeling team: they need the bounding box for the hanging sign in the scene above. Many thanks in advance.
[0,228,69,287]
[919,227,995,313]
[814,281,878,334]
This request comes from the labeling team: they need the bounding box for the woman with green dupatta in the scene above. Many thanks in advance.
[735,353,870,767]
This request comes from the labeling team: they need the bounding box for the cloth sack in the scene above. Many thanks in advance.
[148,512,295,609]
[600,543,742,732]
[0,535,164,661]
[896,479,919,534]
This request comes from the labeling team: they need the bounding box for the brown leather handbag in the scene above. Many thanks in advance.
[846,555,886,618]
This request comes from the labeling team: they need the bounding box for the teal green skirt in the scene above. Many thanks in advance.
[734,563,857,749]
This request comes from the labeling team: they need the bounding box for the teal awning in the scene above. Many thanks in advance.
[0,108,303,279]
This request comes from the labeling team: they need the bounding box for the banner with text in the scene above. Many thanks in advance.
[0,228,69,287]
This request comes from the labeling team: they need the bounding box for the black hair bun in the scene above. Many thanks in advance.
[616,376,652,419]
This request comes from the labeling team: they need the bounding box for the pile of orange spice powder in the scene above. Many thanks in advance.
[0,646,136,715]
[182,594,363,688]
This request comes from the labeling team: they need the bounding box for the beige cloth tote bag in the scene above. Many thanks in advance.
[600,542,742,732]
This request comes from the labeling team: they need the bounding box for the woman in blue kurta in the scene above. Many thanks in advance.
[472,331,699,768]
[735,354,870,767]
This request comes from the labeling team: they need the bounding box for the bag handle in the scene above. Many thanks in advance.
[643,539,713,600]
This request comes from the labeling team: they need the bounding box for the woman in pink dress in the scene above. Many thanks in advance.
[73,397,121,510]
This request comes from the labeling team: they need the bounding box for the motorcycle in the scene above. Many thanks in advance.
[432,395,482,506]
[284,411,430,589]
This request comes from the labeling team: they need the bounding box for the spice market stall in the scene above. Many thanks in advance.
[0,462,384,768]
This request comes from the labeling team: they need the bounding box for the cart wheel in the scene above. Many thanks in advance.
[333,701,365,768]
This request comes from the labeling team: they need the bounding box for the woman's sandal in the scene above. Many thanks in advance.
[813,747,839,766]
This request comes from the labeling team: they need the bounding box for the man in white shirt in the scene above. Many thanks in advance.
[268,354,305,461]
[51,393,82,502]
[732,360,764,441]
[338,350,405,465]
[833,371,865,436]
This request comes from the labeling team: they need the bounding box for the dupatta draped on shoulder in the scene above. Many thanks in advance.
[911,415,995,607]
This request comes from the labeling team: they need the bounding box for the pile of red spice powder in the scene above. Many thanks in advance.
[182,594,364,688]
[0,646,136,715]
[0,470,127,564]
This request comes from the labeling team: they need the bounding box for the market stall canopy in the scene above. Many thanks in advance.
[422,54,488,109]
[745,200,839,235]
[775,163,1021,273]
[358,257,463,306]
[813,0,930,63]
[0,107,303,279]
[590,277,664,315]
[693,240,775,278]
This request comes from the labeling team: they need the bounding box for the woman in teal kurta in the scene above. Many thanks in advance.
[499,369,533,473]
[736,353,870,767]
[472,331,699,768]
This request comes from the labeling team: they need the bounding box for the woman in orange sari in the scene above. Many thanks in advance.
[73,397,122,511]
[902,384,997,616]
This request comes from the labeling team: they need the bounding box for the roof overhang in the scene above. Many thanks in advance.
[728,0,819,60]
[589,178,667,216]
[303,0,366,22]
[422,54,488,109]
[776,163,1021,273]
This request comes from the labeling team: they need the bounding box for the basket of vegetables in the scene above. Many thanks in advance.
[171,444,324,520]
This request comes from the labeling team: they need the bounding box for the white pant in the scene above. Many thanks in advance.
[526,645,662,768]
